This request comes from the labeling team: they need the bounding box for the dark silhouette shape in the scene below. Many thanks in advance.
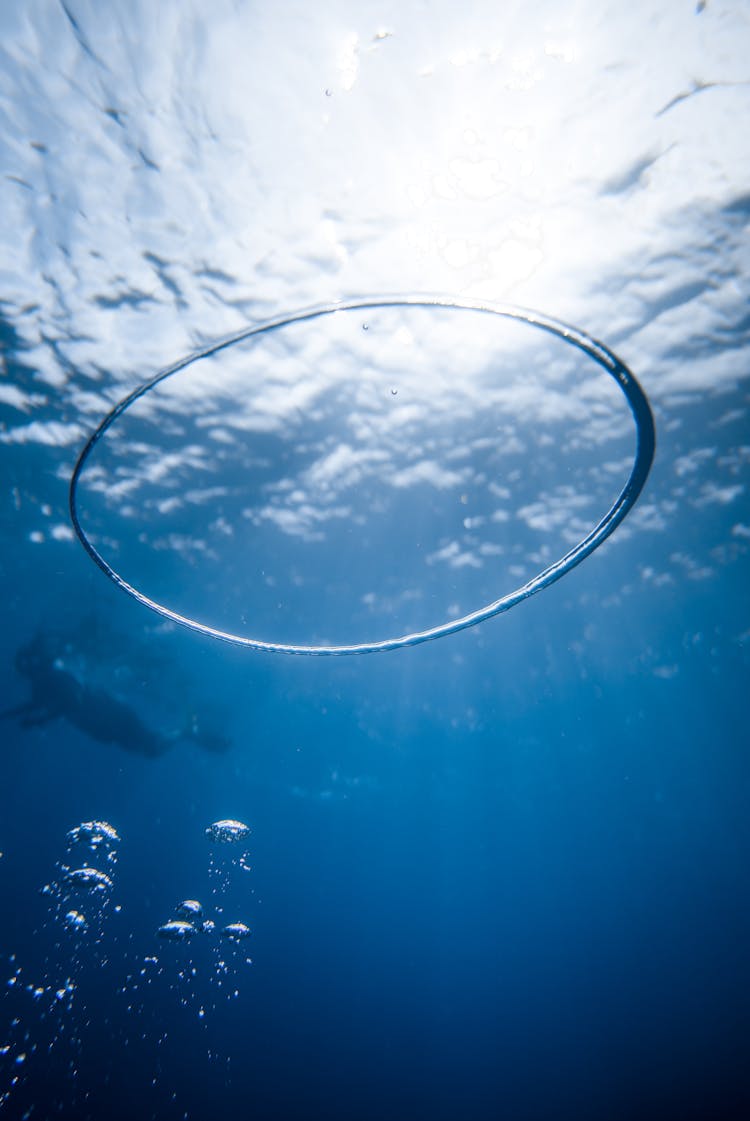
[2,633,229,758]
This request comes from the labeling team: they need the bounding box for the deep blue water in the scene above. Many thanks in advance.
[1,2,749,1119]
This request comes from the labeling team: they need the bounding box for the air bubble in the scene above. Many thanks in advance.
[175,900,203,920]
[221,923,251,942]
[157,921,196,943]
[66,821,120,850]
[69,297,655,656]
[66,868,113,892]
[205,820,250,844]
[64,911,87,932]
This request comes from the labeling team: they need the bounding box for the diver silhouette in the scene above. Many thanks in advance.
[2,633,229,758]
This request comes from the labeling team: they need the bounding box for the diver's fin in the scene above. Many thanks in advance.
[0,700,36,720]
[182,714,231,753]
[19,709,56,729]
[192,728,231,753]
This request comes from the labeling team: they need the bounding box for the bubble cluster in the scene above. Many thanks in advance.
[206,819,252,891]
[144,819,254,1029]
[155,820,252,940]
[33,818,121,945]
[1,820,121,1113]
[2,814,255,1114]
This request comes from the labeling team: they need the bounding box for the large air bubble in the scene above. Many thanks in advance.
[69,297,655,655]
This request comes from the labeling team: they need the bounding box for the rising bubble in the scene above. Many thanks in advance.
[65,868,113,892]
[157,921,196,943]
[221,923,251,942]
[175,899,203,920]
[205,820,250,844]
[69,297,656,656]
[66,821,120,849]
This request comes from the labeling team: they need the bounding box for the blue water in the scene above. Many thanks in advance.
[1,2,749,1119]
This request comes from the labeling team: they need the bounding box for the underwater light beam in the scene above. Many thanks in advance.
[69,295,655,655]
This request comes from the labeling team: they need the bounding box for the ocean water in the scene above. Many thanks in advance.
[1,2,749,1119]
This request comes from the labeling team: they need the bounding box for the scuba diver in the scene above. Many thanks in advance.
[2,632,229,758]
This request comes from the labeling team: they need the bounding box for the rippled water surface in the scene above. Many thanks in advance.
[1,2,749,1119]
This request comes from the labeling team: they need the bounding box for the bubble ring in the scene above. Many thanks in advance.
[69,295,655,655]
